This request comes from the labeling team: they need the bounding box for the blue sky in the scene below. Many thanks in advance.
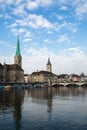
[0,0,87,75]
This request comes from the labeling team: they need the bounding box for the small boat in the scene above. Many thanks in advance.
[4,85,12,90]
[0,85,3,90]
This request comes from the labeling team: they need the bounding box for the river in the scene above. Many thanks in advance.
[0,87,87,130]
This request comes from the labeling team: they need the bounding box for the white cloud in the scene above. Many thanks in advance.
[0,0,87,20]
[12,4,26,15]
[60,5,68,10]
[54,21,77,33]
[27,14,53,29]
[59,47,85,56]
[58,34,71,43]
[11,28,26,35]
[75,1,87,18]
[8,16,77,35]
[17,28,26,34]
[57,15,65,20]
[27,0,53,10]
[15,0,23,5]
[0,0,14,4]
[27,0,40,10]
[14,14,54,29]
[47,31,53,34]
[44,39,52,44]
[24,31,33,38]
[15,19,27,26]
[65,22,78,33]
[23,38,32,42]
[23,31,33,42]
[57,0,87,19]
[7,23,18,28]
[41,0,53,6]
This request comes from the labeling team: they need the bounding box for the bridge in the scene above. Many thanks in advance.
[52,82,87,87]
[0,81,87,89]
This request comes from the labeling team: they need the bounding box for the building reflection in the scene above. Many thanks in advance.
[0,89,25,130]
[47,87,53,121]
[25,87,53,121]
[13,89,25,130]
[51,87,86,98]
[0,86,87,129]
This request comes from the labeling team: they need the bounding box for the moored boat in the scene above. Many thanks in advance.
[0,85,3,90]
[4,85,12,90]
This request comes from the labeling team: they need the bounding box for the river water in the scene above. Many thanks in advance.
[0,87,87,130]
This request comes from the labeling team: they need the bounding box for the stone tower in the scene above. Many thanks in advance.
[46,57,52,72]
[14,36,22,67]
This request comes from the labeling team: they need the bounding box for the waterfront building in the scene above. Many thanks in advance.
[69,74,81,82]
[30,58,57,83]
[0,36,24,83]
[57,74,69,83]
[30,70,55,83]
[24,74,31,83]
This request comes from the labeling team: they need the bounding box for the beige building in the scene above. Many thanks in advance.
[30,71,55,83]
[0,36,24,83]
[29,58,57,83]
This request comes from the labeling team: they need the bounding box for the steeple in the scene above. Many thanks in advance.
[16,35,21,56]
[47,57,51,65]
[46,57,52,72]
[14,35,22,68]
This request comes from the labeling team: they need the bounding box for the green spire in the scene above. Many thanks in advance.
[16,35,21,56]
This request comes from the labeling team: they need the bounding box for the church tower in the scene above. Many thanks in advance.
[46,57,52,72]
[14,36,22,68]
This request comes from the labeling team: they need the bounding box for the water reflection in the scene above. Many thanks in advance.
[0,89,25,130]
[13,90,25,130]
[0,87,87,130]
[47,87,53,121]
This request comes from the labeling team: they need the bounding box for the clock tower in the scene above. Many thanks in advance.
[46,57,52,72]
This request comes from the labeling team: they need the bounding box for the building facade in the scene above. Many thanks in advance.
[28,58,57,83]
[30,70,57,83]
[0,36,24,83]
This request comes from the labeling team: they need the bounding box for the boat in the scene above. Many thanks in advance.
[4,85,12,90]
[0,85,3,90]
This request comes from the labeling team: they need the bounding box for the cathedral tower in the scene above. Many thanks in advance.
[46,57,52,72]
[14,36,22,67]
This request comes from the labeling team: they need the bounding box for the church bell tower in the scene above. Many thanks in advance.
[46,57,52,73]
[14,35,22,68]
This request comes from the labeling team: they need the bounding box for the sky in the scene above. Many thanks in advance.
[0,0,87,75]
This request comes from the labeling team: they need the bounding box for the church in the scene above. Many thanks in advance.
[0,36,24,83]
